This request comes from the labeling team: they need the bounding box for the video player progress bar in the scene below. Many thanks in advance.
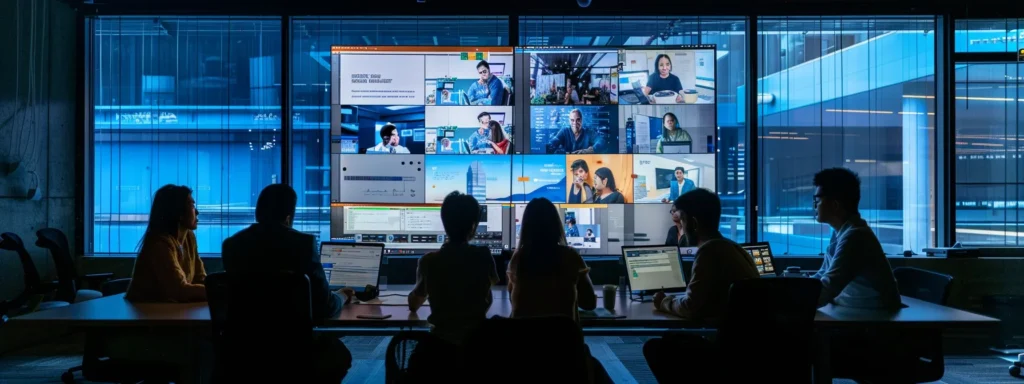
[344,176,416,181]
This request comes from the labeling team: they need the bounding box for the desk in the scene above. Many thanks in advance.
[10,287,998,330]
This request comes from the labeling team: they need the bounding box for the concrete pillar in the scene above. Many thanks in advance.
[902,94,932,252]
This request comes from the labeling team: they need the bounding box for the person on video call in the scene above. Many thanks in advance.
[643,54,685,104]
[547,109,602,154]
[565,218,580,237]
[584,228,595,242]
[568,159,595,204]
[662,166,696,203]
[655,112,692,153]
[468,60,505,106]
[368,124,410,154]
[664,204,690,247]
[438,138,454,153]
[563,81,580,105]
[592,167,625,204]
[486,120,511,154]
[545,82,560,104]
[468,112,494,152]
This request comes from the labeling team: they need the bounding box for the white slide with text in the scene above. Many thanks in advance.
[337,154,426,204]
[338,54,425,105]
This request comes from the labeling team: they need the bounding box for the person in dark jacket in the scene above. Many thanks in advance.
[222,183,354,382]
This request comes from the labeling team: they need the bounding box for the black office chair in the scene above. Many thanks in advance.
[100,278,132,296]
[644,277,822,383]
[385,331,441,384]
[463,316,591,383]
[894,267,954,305]
[36,228,112,303]
[207,271,343,383]
[0,232,67,315]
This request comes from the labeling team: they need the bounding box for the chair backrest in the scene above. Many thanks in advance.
[205,271,315,380]
[463,316,589,383]
[1,233,43,309]
[385,331,435,384]
[101,278,132,297]
[718,278,822,383]
[35,228,78,303]
[893,267,954,305]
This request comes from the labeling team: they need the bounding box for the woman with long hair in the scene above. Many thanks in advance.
[642,53,684,103]
[125,184,207,303]
[655,112,692,153]
[592,167,625,204]
[487,120,511,154]
[507,198,611,383]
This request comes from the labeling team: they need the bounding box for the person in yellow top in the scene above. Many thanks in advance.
[126,184,207,303]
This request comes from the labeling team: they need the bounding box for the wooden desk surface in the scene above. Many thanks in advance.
[9,286,999,330]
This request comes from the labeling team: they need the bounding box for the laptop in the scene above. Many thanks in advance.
[617,71,650,105]
[661,141,692,154]
[740,242,778,276]
[621,245,688,294]
[320,241,386,291]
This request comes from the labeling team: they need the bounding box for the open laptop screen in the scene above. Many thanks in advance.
[622,245,687,293]
[320,242,385,289]
[741,242,777,276]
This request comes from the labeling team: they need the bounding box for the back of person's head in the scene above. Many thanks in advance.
[139,184,193,249]
[672,188,722,235]
[255,184,298,225]
[516,198,567,279]
[813,167,861,213]
[441,191,480,243]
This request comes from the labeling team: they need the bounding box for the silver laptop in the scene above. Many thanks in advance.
[320,242,385,291]
[661,141,692,154]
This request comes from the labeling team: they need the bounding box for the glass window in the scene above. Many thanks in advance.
[519,16,749,243]
[290,17,510,242]
[955,19,1024,53]
[954,62,1023,246]
[756,17,936,255]
[91,17,283,254]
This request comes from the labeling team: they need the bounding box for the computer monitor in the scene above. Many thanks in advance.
[741,242,777,276]
[621,245,688,294]
[320,242,385,290]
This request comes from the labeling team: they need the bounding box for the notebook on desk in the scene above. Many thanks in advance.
[320,242,385,291]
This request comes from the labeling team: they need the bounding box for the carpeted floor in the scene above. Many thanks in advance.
[0,335,1018,383]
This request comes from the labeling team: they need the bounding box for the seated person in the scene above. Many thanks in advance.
[546,109,602,154]
[652,189,759,320]
[507,197,611,383]
[810,167,901,310]
[409,192,499,344]
[644,189,759,383]
[467,60,504,106]
[221,184,354,382]
[664,205,690,247]
[126,184,207,303]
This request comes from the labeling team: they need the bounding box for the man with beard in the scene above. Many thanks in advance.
[651,188,759,319]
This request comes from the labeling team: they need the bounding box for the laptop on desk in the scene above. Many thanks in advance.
[320,241,385,291]
[621,245,688,295]
[740,242,778,276]
[661,141,692,154]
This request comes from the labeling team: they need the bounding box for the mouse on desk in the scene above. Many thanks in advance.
[354,285,380,302]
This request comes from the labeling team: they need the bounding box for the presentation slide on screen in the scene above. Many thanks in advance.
[337,53,426,106]
[529,105,622,154]
[511,155,567,203]
[333,154,426,204]
[424,106,513,154]
[618,48,716,105]
[334,105,426,154]
[633,154,716,203]
[424,52,514,106]
[425,155,513,204]
[619,105,716,154]
[528,49,619,105]
[565,154,633,204]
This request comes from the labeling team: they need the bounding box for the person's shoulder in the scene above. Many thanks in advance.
[696,238,743,256]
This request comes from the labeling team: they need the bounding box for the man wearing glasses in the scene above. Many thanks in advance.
[546,108,602,154]
[467,60,505,106]
[367,124,410,154]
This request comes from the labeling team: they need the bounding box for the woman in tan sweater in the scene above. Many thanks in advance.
[126,184,207,303]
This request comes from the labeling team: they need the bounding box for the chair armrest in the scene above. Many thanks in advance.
[82,272,115,281]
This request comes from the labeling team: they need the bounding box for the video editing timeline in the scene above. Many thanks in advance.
[330,204,511,255]
[326,45,719,255]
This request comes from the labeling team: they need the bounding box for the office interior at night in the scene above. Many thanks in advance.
[2,0,1024,382]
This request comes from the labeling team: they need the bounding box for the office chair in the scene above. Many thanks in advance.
[207,271,340,383]
[893,267,954,305]
[385,331,443,384]
[463,316,590,383]
[36,228,112,303]
[644,278,822,383]
[0,232,67,316]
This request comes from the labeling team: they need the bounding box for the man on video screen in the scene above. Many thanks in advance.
[367,124,410,154]
[468,112,494,152]
[467,60,505,106]
[546,108,602,154]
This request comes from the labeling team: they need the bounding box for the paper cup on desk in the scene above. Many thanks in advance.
[602,285,618,310]
[682,89,699,104]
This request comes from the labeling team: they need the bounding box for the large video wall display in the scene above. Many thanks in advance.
[329,45,717,256]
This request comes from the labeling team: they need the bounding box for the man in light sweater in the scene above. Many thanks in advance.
[810,167,901,310]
